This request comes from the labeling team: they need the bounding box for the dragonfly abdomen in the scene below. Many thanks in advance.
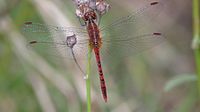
[94,47,107,102]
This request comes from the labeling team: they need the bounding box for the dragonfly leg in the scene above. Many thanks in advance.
[77,16,87,26]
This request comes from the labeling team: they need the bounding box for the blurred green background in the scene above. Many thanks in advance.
[0,0,197,112]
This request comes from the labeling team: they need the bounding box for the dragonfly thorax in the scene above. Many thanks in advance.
[66,34,77,48]
[83,10,97,21]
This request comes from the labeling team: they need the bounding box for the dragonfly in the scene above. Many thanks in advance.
[22,1,165,102]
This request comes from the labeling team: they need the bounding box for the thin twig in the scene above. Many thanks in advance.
[86,46,92,112]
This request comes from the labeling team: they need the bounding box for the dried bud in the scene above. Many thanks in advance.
[74,0,90,7]
[96,0,110,15]
[88,0,96,9]
[75,3,92,18]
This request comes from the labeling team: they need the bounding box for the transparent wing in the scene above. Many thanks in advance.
[99,1,165,59]
[22,22,90,60]
[101,33,165,60]
[100,1,163,35]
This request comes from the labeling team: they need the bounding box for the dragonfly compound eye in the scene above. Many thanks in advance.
[66,34,77,48]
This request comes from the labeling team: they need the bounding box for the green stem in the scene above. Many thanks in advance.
[192,0,200,96]
[86,46,92,112]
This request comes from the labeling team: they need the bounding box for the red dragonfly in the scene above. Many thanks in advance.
[23,1,164,102]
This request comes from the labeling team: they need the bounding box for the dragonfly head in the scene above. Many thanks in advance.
[66,34,77,48]
[83,10,97,21]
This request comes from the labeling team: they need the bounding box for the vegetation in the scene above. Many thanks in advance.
[0,0,197,112]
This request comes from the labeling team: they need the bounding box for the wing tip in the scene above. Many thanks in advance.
[150,2,159,6]
[29,40,37,44]
[153,32,162,36]
[24,21,33,25]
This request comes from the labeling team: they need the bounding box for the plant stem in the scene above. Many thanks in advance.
[192,0,200,96]
[86,46,92,112]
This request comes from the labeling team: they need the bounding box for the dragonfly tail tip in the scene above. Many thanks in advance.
[104,97,108,102]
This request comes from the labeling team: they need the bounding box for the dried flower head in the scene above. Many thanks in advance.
[96,0,110,15]
[74,0,110,18]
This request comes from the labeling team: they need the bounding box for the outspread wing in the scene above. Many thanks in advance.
[22,22,90,60]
